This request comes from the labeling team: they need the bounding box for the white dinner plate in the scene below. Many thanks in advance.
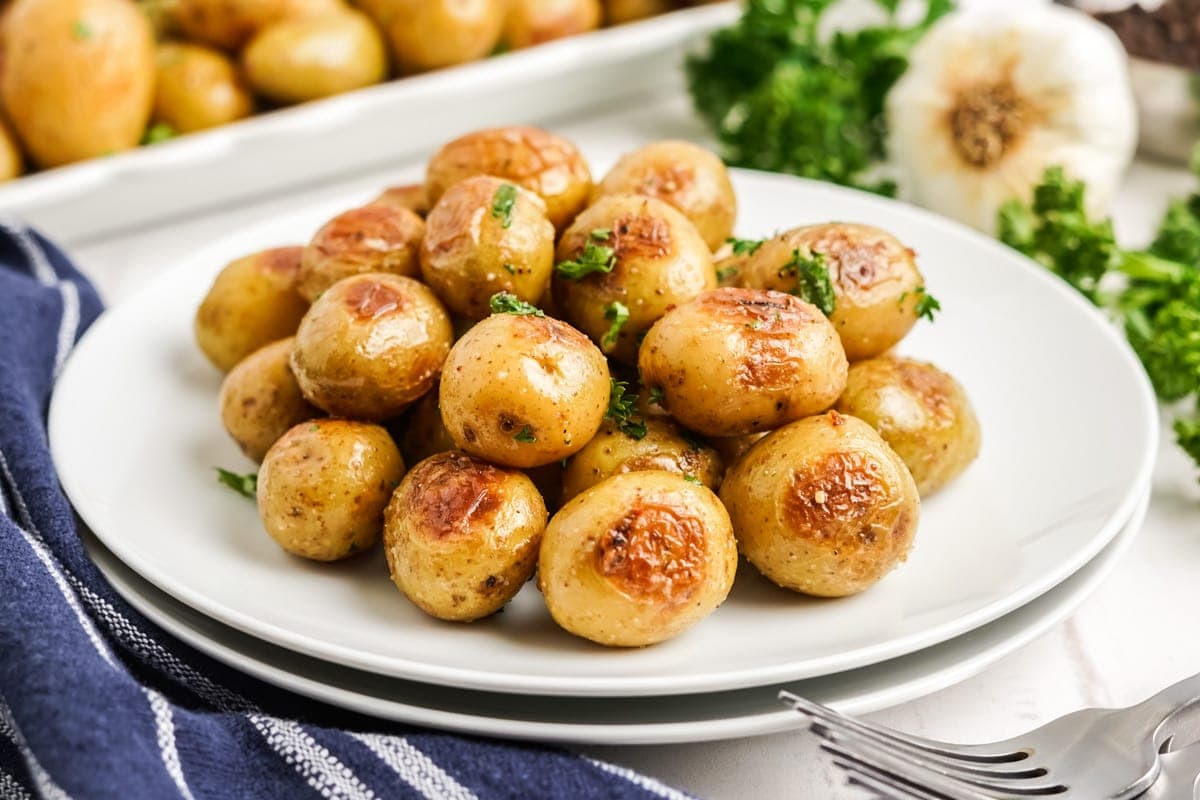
[50,168,1159,697]
[84,490,1149,745]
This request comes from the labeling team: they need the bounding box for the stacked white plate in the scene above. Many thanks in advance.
[50,169,1159,745]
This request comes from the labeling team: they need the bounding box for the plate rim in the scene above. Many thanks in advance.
[50,168,1161,697]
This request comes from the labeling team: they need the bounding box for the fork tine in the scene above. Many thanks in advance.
[842,765,948,800]
[780,691,1029,763]
[825,743,992,800]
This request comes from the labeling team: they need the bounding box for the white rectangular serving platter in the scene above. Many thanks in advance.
[0,3,737,245]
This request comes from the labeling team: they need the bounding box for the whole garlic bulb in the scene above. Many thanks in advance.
[886,5,1137,234]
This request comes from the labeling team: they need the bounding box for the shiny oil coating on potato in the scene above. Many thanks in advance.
[154,42,254,133]
[561,418,723,502]
[425,126,593,231]
[420,176,555,319]
[835,357,980,496]
[539,471,738,647]
[219,337,320,462]
[439,312,609,468]
[377,0,505,73]
[370,183,429,217]
[594,140,737,250]
[736,223,925,361]
[299,204,425,301]
[291,273,452,420]
[257,418,405,561]
[552,194,714,363]
[384,451,547,621]
[503,0,602,50]
[720,411,919,598]
[639,288,848,437]
[167,0,290,49]
[195,246,309,372]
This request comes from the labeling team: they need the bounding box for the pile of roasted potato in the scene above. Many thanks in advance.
[195,125,981,648]
[0,0,716,181]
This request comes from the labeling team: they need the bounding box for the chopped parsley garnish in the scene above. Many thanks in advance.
[216,468,257,499]
[503,263,516,274]
[141,122,177,146]
[682,474,702,485]
[556,230,617,279]
[913,286,940,322]
[489,291,544,316]
[602,301,630,350]
[491,184,518,229]
[726,236,764,255]
[781,249,836,315]
[514,425,537,443]
[715,265,739,282]
[606,378,647,440]
[648,386,665,407]
[71,20,92,40]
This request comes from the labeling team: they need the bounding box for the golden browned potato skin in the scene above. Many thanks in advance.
[393,389,457,466]
[503,0,601,49]
[195,246,309,372]
[425,126,593,232]
[639,288,848,437]
[384,451,547,621]
[552,194,714,363]
[168,0,289,49]
[420,176,555,319]
[154,42,254,133]
[291,273,453,420]
[243,10,387,104]
[370,183,429,216]
[3,0,154,168]
[258,418,404,561]
[561,419,722,502]
[0,117,23,182]
[736,223,925,361]
[439,312,609,468]
[594,140,736,251]
[299,204,425,302]
[374,0,504,73]
[539,471,738,647]
[219,337,321,462]
[720,411,919,598]
[835,358,980,496]
[604,0,674,24]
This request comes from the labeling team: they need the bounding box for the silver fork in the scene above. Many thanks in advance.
[780,671,1200,799]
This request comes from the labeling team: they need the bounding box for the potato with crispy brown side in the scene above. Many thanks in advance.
[219,338,321,462]
[735,223,925,361]
[539,471,737,647]
[384,451,547,621]
[552,194,714,363]
[370,184,429,217]
[561,418,722,503]
[639,288,848,437]
[439,309,609,468]
[835,358,980,496]
[195,246,309,372]
[373,0,504,73]
[298,204,425,301]
[425,126,593,231]
[593,140,736,250]
[291,274,452,420]
[720,411,919,598]
[420,176,555,319]
[258,419,404,561]
[503,0,601,50]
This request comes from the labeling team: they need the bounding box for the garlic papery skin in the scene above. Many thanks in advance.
[886,5,1137,234]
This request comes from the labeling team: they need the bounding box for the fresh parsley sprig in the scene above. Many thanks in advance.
[491,184,518,229]
[606,378,647,440]
[726,236,765,255]
[556,229,617,279]
[489,292,544,316]
[602,301,630,350]
[216,468,257,499]
[782,249,836,315]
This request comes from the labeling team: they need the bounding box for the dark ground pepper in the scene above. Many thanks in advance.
[1092,0,1200,70]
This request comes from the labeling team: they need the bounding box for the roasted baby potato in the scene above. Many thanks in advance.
[835,357,980,496]
[384,451,547,621]
[539,471,737,647]
[561,418,723,503]
[736,223,925,361]
[503,0,601,49]
[594,140,736,250]
[720,411,920,597]
[639,288,848,436]
[243,10,387,105]
[374,0,505,73]
[3,0,155,167]
[168,0,289,49]
[706,431,767,472]
[299,204,425,302]
[371,183,429,216]
[0,118,23,183]
[291,273,453,420]
[392,389,457,466]
[195,246,309,372]
[154,42,254,133]
[604,0,674,24]
[420,176,555,319]
[552,194,714,363]
[439,311,609,468]
[425,126,593,231]
[257,418,404,561]
[219,337,320,462]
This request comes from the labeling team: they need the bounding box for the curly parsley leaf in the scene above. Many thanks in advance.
[602,301,630,350]
[606,378,647,440]
[491,184,518,229]
[726,236,764,255]
[142,122,177,146]
[513,425,537,443]
[556,230,617,280]
[489,292,544,316]
[216,468,257,499]
[782,249,836,315]
[914,286,940,322]
[682,474,702,485]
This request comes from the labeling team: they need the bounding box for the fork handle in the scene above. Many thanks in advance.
[1123,671,1200,744]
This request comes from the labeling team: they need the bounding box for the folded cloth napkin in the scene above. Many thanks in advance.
[0,219,693,800]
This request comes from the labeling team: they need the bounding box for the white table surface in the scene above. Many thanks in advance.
[62,91,1200,800]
